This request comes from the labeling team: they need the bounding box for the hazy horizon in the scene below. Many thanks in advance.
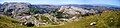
[0,0,120,6]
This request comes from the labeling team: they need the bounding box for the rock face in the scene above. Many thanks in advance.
[0,4,3,14]
[58,6,99,17]
[1,2,30,16]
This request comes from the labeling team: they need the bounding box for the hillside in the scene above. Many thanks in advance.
[0,2,120,28]
[0,11,120,28]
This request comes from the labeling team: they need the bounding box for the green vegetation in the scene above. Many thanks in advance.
[41,15,53,23]
[0,16,27,28]
[54,12,69,18]
[0,11,120,28]
[28,8,39,14]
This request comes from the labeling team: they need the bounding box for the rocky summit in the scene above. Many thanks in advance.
[0,2,120,27]
[0,2,30,16]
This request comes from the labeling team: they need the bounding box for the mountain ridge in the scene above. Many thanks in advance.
[0,2,120,28]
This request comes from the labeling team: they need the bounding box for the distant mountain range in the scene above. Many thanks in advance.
[0,2,120,14]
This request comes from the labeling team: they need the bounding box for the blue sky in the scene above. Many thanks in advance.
[0,0,120,6]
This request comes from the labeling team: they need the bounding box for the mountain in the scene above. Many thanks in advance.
[0,10,120,28]
[0,2,120,15]
[29,5,60,14]
[0,2,120,27]
[0,2,30,16]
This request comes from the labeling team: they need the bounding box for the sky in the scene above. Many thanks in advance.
[0,0,120,6]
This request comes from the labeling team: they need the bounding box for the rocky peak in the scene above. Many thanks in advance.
[59,6,99,16]
[1,2,31,16]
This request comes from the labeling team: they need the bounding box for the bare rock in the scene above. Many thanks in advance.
[2,2,30,16]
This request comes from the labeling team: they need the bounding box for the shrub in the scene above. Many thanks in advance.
[28,8,39,14]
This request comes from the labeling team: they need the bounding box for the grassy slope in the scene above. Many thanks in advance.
[0,16,26,28]
[0,11,120,28]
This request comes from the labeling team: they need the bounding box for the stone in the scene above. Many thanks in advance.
[90,22,96,26]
